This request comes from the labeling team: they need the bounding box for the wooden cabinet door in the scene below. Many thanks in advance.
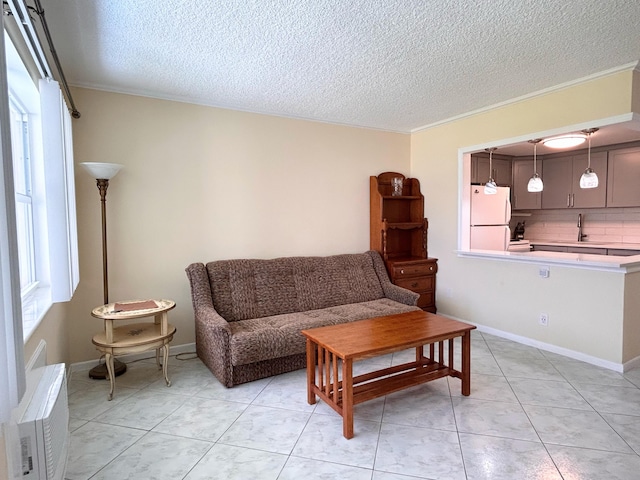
[572,151,607,208]
[607,147,640,207]
[512,159,542,210]
[541,156,572,209]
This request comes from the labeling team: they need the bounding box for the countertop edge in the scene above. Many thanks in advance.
[458,249,640,273]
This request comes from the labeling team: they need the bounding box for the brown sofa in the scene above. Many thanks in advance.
[185,250,420,387]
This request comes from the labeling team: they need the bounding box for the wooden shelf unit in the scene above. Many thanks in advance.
[370,172,437,312]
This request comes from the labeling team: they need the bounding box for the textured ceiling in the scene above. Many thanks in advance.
[38,0,640,133]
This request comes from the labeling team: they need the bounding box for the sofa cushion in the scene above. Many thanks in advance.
[207,252,387,322]
[228,298,420,366]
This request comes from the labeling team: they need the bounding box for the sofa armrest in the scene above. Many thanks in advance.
[367,250,420,306]
[380,282,420,306]
[186,262,234,386]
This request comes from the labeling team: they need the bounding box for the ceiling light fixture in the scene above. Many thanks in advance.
[484,147,498,194]
[579,128,599,189]
[542,133,587,149]
[527,139,543,192]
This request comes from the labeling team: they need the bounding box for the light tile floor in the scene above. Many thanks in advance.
[65,331,640,479]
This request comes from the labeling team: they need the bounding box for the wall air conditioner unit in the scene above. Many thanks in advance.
[16,347,69,479]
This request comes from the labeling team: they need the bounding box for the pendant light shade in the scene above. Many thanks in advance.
[527,173,544,192]
[579,128,599,189]
[484,147,498,195]
[527,139,543,192]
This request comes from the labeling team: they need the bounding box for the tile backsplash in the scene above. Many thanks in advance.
[512,208,640,244]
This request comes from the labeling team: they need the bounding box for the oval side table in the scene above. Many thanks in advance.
[91,299,176,400]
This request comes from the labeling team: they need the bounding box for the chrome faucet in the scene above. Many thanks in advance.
[577,213,587,242]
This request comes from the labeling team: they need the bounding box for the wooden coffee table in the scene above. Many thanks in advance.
[302,310,476,438]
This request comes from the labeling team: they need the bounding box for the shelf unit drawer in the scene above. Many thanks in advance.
[385,258,438,313]
[395,276,434,292]
[390,261,437,279]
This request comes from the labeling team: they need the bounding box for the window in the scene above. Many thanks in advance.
[4,29,79,342]
[9,96,36,294]
[1,2,77,425]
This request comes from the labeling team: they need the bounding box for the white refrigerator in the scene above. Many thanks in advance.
[470,186,511,251]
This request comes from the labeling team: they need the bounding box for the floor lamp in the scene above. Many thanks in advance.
[80,162,127,379]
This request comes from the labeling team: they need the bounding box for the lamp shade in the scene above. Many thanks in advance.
[527,174,543,192]
[484,180,497,195]
[579,168,599,189]
[80,162,123,180]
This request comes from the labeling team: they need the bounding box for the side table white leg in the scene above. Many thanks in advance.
[105,353,115,401]
[162,344,171,387]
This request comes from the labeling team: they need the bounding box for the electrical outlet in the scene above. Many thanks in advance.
[539,313,549,326]
[539,266,550,278]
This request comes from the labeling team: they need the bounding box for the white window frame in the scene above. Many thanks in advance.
[9,95,37,294]
[0,12,26,426]
[4,29,79,342]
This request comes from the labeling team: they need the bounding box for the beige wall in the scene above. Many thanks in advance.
[61,87,410,363]
[24,302,70,365]
[411,69,637,364]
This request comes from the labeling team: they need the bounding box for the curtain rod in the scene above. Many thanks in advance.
[31,0,79,118]
[4,0,80,118]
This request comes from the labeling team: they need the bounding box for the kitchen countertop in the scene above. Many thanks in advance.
[460,245,640,272]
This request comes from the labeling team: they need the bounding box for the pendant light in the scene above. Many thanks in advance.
[579,128,599,189]
[484,147,498,195]
[527,139,543,192]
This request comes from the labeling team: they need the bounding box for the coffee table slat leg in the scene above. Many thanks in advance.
[332,353,339,404]
[342,357,354,439]
[306,339,316,405]
[324,349,331,397]
[448,338,454,369]
[462,331,471,396]
[317,345,324,392]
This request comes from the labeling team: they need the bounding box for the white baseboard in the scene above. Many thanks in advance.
[439,313,631,373]
[69,342,196,374]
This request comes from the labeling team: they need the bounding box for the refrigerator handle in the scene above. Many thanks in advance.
[505,195,512,223]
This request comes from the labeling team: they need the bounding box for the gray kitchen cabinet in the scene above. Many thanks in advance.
[512,158,542,210]
[541,152,607,209]
[532,244,567,252]
[471,154,512,187]
[607,249,640,256]
[566,246,607,255]
[606,146,640,207]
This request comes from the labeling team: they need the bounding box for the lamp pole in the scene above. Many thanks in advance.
[80,162,126,379]
[97,178,110,305]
